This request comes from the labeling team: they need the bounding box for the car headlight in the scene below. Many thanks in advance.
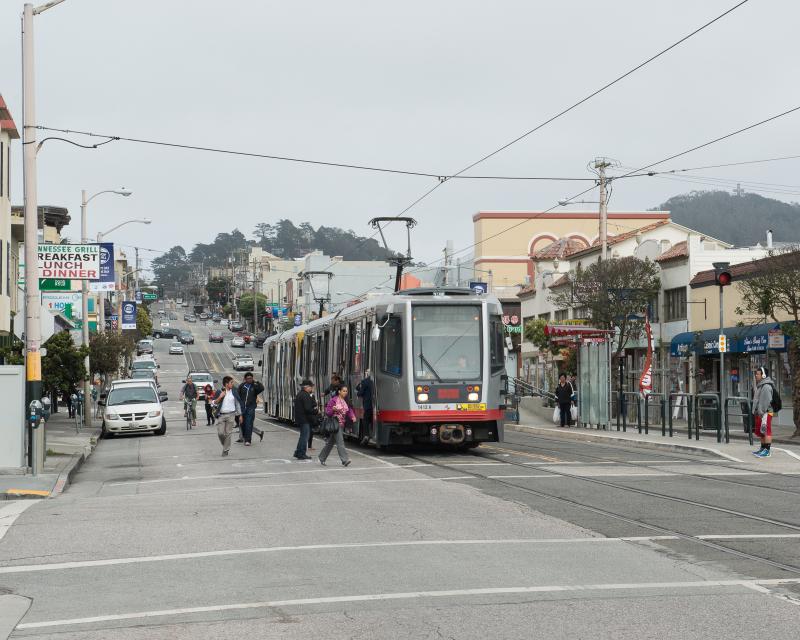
[468,392,479,402]
[147,410,162,417]
[106,412,120,420]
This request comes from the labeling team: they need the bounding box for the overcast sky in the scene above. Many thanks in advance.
[2,0,798,276]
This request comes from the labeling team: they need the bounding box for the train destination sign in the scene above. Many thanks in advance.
[38,244,100,280]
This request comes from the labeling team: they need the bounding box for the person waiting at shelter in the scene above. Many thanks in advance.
[554,373,574,428]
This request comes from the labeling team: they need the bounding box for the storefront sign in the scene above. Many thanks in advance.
[37,244,100,280]
[768,329,785,349]
[469,281,488,295]
[502,311,522,334]
[742,334,768,352]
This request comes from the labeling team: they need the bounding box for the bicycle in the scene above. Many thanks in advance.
[184,398,196,430]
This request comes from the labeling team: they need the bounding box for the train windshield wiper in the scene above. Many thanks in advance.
[418,342,442,382]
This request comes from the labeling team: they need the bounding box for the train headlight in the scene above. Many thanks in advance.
[467,392,479,402]
[417,393,429,403]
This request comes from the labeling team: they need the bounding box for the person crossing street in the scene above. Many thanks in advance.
[236,372,264,446]
[213,376,242,457]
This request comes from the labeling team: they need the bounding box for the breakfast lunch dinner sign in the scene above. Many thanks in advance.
[37,244,100,280]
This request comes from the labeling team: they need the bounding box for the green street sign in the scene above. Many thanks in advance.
[142,293,157,301]
[39,278,72,291]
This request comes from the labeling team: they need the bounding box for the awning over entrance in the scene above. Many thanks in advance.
[670,322,790,356]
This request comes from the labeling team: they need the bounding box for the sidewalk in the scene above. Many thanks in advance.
[0,411,101,500]
[511,397,800,467]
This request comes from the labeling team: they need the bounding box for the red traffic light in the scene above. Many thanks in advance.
[713,262,732,287]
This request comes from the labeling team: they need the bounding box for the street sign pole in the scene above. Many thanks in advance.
[719,285,726,442]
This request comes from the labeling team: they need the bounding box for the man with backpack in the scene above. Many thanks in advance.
[752,366,780,458]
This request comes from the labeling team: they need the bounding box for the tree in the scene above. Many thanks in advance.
[549,257,660,360]
[238,292,269,327]
[524,318,558,354]
[89,332,135,380]
[736,246,800,437]
[136,305,153,339]
[206,277,230,304]
[190,230,250,266]
[152,246,189,295]
[41,332,88,398]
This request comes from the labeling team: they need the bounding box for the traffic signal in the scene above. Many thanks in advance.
[718,334,727,353]
[713,262,732,287]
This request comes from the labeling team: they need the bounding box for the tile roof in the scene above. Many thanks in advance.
[517,284,536,299]
[687,250,800,287]
[566,219,672,258]
[0,94,19,140]
[531,237,585,260]
[550,274,571,288]
[655,240,688,263]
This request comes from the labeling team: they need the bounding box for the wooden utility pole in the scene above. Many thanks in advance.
[594,158,611,261]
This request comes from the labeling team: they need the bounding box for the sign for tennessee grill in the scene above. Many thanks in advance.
[37,244,100,280]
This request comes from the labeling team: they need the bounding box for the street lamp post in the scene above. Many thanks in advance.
[79,189,133,426]
[96,217,149,334]
[22,0,67,474]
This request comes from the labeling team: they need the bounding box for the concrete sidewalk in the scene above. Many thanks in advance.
[511,398,800,467]
[0,411,101,500]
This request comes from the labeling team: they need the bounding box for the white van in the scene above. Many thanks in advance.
[102,381,166,437]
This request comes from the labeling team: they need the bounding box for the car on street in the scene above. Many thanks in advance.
[101,381,166,438]
[183,314,190,321]
[232,354,254,371]
[153,327,182,340]
[169,342,184,355]
[231,335,246,348]
[136,340,154,356]
[180,330,195,345]
[209,331,224,343]
[240,332,253,344]
[212,314,221,323]
[160,321,170,328]
[198,312,209,320]
[109,378,167,402]
[185,371,216,400]
[253,333,268,348]
[229,320,244,332]
[186,315,197,323]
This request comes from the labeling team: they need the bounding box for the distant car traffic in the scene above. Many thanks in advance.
[231,336,246,348]
[179,330,194,345]
[253,333,267,348]
[169,342,184,355]
[136,340,154,356]
[232,354,254,371]
[160,321,170,328]
[153,327,182,340]
[186,315,197,323]
[229,321,244,332]
[209,331,224,343]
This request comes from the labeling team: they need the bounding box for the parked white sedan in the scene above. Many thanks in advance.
[169,342,184,355]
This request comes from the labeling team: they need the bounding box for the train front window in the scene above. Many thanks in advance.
[412,305,481,381]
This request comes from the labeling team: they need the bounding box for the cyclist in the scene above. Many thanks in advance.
[180,375,198,428]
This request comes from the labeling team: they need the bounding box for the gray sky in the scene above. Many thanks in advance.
[2,0,798,276]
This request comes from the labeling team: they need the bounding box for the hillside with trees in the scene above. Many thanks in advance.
[653,191,800,246]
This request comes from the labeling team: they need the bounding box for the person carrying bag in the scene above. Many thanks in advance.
[319,385,354,467]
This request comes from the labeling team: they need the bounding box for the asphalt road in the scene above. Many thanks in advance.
[1,309,799,638]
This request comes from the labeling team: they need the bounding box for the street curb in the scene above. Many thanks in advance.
[506,423,748,461]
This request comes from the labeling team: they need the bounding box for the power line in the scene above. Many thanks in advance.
[389,0,752,218]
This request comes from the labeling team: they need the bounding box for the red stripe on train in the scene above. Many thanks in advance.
[378,409,504,423]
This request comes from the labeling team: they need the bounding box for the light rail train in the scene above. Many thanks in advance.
[261,287,506,447]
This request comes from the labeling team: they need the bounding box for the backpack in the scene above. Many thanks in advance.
[769,383,782,413]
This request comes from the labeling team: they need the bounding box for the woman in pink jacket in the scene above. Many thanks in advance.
[320,385,354,466]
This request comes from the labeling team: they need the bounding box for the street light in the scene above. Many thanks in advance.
[79,189,134,427]
[95,216,151,334]
[22,0,68,475]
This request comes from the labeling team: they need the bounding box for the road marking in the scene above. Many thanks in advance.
[486,471,764,479]
[0,501,37,542]
[774,447,800,462]
[696,533,800,540]
[702,449,743,463]
[484,446,561,462]
[17,579,800,629]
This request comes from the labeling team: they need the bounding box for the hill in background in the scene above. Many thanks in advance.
[652,191,800,247]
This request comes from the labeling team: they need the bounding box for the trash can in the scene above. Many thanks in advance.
[697,396,720,431]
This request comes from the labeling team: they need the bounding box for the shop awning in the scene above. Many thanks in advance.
[670,322,790,356]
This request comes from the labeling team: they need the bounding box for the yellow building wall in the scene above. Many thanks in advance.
[690,282,794,331]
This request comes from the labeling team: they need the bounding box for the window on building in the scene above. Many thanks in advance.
[554,309,569,322]
[664,287,687,321]
[538,312,551,321]
[0,141,4,197]
[648,296,659,322]
[574,306,589,319]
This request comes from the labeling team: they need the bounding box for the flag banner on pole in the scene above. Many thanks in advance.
[638,311,653,396]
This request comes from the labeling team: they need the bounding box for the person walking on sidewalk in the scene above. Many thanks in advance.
[213,376,242,457]
[555,373,574,428]
[203,384,216,426]
[752,366,776,458]
[312,373,342,451]
[293,379,318,460]
[237,372,264,446]
[320,385,354,467]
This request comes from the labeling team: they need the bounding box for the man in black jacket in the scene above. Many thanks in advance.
[356,371,375,445]
[554,373,574,427]
[236,372,265,445]
[293,379,318,460]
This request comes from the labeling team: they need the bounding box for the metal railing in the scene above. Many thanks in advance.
[618,391,643,434]
[726,396,753,445]
[669,393,693,441]
[644,393,668,437]
[694,393,722,443]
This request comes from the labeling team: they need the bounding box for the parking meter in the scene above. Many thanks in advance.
[41,397,52,421]
[29,399,44,430]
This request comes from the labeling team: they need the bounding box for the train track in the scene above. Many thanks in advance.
[395,447,800,576]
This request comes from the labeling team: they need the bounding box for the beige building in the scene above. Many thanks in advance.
[0,95,19,337]
[473,210,670,297]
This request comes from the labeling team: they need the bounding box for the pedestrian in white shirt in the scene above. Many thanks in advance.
[213,376,242,456]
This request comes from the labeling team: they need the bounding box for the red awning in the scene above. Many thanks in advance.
[544,324,614,343]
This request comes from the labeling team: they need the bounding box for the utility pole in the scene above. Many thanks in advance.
[79,191,91,427]
[22,3,44,473]
[594,158,611,261]
[134,247,140,295]
[251,257,260,333]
